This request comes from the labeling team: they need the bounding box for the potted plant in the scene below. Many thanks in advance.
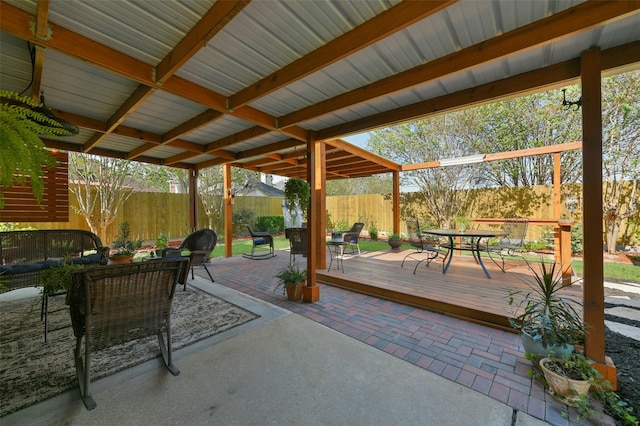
[41,257,83,295]
[454,216,470,232]
[507,260,585,359]
[109,221,138,264]
[283,177,311,223]
[155,232,169,257]
[388,233,403,249]
[539,352,593,406]
[273,264,307,301]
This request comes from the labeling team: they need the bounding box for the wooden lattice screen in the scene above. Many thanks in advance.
[0,150,69,222]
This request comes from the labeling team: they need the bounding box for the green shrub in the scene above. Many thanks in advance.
[335,219,350,231]
[255,216,284,234]
[571,224,584,255]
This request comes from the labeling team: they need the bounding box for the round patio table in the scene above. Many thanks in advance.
[423,229,509,279]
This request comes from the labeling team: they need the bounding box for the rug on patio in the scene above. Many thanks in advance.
[0,286,259,417]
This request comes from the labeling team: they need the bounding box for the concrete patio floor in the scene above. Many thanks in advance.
[5,247,623,425]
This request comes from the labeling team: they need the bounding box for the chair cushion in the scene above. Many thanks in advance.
[41,259,64,269]
[0,265,13,275]
[254,238,266,245]
[9,263,45,274]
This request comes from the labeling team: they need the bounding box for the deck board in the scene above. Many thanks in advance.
[317,247,583,331]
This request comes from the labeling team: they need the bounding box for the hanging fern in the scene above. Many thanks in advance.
[283,177,311,219]
[0,90,70,208]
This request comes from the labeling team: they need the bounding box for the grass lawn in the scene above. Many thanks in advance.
[210,237,639,284]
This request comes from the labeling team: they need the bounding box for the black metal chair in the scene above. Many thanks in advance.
[162,229,217,287]
[285,227,307,264]
[485,218,529,272]
[401,218,440,274]
[332,222,364,254]
[243,226,276,259]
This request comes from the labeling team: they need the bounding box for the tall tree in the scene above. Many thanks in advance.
[471,90,583,187]
[368,116,483,227]
[197,166,261,232]
[68,153,144,243]
[326,175,392,196]
[601,71,640,252]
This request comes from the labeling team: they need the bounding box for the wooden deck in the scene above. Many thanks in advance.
[316,247,583,332]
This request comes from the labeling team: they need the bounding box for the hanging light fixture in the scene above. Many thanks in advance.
[561,89,582,110]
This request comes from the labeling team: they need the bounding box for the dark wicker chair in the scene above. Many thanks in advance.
[162,229,217,286]
[66,258,189,410]
[332,222,364,254]
[243,226,275,259]
[401,218,440,274]
[485,218,529,272]
[285,227,307,264]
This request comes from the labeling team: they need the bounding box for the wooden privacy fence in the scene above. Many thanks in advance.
[6,184,635,247]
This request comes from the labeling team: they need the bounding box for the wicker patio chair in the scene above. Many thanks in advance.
[285,227,307,264]
[485,218,529,272]
[243,226,276,259]
[66,258,189,410]
[332,222,364,255]
[401,218,440,274]
[162,228,217,285]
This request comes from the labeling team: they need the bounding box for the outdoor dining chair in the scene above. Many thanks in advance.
[485,218,529,272]
[401,218,440,274]
[285,227,307,264]
[162,228,217,286]
[332,222,364,255]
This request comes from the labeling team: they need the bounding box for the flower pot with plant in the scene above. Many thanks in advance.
[539,353,593,406]
[155,233,168,257]
[454,216,471,232]
[507,260,585,359]
[109,221,140,264]
[388,233,403,249]
[274,264,307,301]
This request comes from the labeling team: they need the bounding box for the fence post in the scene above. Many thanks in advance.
[557,219,573,284]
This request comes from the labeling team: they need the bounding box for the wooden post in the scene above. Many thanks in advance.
[392,171,400,235]
[557,219,573,284]
[188,167,198,232]
[223,164,233,258]
[581,47,614,386]
[304,133,322,302]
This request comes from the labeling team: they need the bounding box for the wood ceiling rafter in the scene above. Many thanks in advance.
[0,2,310,145]
[317,41,640,141]
[228,0,456,110]
[128,109,225,160]
[84,84,155,152]
[154,0,250,84]
[49,108,207,156]
[277,1,640,129]
[29,0,50,101]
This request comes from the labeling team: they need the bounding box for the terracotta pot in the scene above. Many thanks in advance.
[285,282,304,301]
[539,357,591,406]
[108,255,134,265]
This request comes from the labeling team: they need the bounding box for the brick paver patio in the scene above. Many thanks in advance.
[193,249,604,426]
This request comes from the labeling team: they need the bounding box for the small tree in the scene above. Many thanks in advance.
[197,166,261,232]
[68,153,144,242]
